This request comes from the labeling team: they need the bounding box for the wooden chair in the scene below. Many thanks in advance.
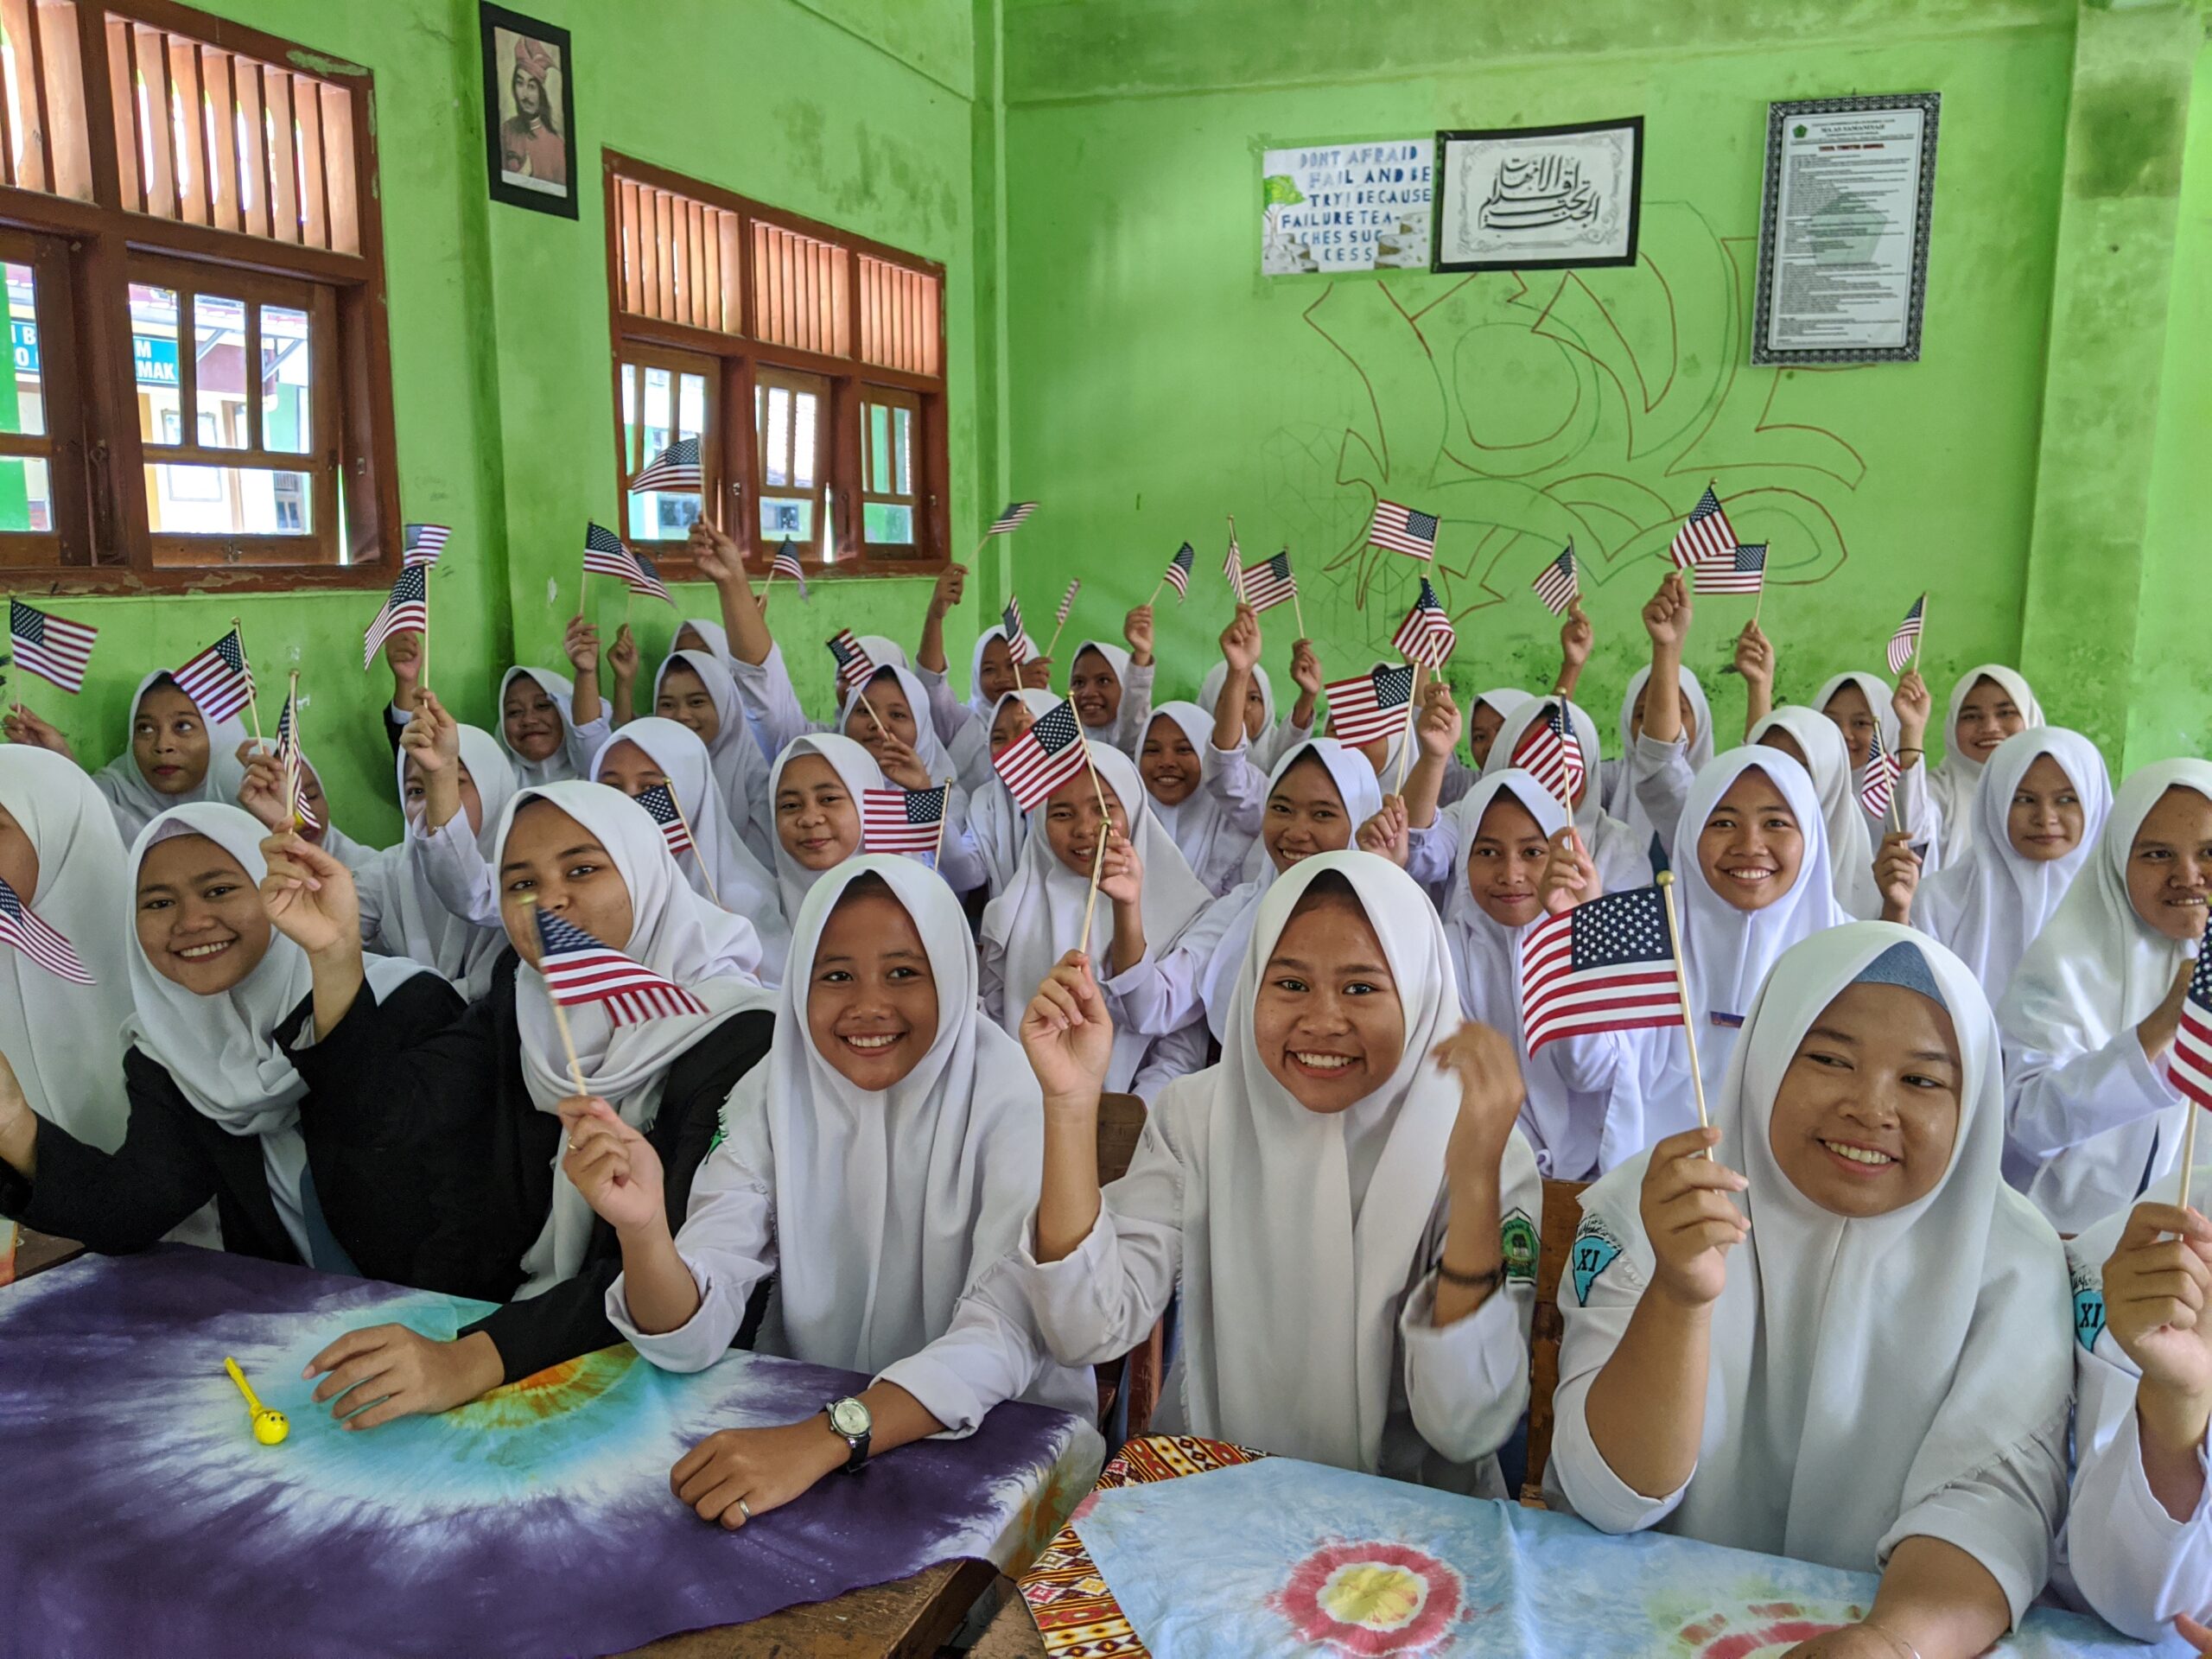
[1090,1092,1166,1441]
[1520,1175,1589,1506]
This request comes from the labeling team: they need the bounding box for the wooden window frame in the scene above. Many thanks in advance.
[0,0,399,593]
[604,148,947,582]
[857,384,922,559]
[613,340,716,545]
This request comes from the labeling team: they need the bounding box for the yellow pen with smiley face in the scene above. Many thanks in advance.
[223,1356,289,1446]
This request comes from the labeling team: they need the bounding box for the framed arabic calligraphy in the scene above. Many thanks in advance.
[1432,118,1643,273]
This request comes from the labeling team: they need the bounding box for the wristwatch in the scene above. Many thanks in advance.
[824,1395,872,1473]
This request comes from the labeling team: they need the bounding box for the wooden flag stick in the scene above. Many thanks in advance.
[1910,591,1929,676]
[1656,870,1713,1135]
[2182,1103,2201,1217]
[231,615,268,753]
[850,681,893,741]
[420,579,433,692]
[667,788,719,907]
[519,894,590,1096]
[1045,615,1071,662]
[1393,661,1424,795]
[1077,735,1116,957]
[284,671,302,830]
[1752,578,1766,628]
[1292,582,1307,644]
[929,777,950,874]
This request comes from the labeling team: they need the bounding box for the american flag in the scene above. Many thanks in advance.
[770,541,808,590]
[2169,913,2212,1110]
[583,522,671,603]
[1694,543,1767,596]
[1532,545,1580,616]
[1056,579,1081,626]
[1325,663,1417,747]
[8,600,96,693]
[988,501,1038,535]
[1668,485,1738,569]
[1391,576,1456,669]
[1241,550,1298,614]
[361,565,429,668]
[1160,543,1194,599]
[274,691,320,833]
[402,523,451,568]
[1886,595,1926,676]
[1368,500,1439,561]
[533,906,707,1026]
[827,630,877,697]
[1223,537,1247,604]
[1859,726,1900,821]
[637,783,693,859]
[173,628,254,723]
[631,435,702,494]
[992,697,1088,810]
[1001,597,1033,664]
[1521,885,1683,1054]
[862,785,950,855]
[1512,699,1587,812]
[0,874,91,985]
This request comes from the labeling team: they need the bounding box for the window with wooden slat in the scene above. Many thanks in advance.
[0,0,397,588]
[606,149,947,579]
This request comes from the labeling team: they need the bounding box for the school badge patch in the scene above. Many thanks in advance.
[2069,1253,2106,1356]
[1571,1213,1625,1306]
[1500,1210,1539,1283]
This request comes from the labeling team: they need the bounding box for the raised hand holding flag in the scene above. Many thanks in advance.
[2168,909,2212,1210]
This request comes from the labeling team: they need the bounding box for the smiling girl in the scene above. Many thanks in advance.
[1014,852,1541,1488]
[649,648,775,866]
[496,655,609,788]
[1547,926,2071,1659]
[1929,666,2045,864]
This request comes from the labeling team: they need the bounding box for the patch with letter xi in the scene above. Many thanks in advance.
[1571,1213,1625,1306]
[1500,1210,1538,1283]
[2069,1253,2106,1356]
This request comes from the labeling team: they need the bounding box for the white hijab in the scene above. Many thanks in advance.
[91,672,250,840]
[1198,741,1382,1042]
[735,855,1057,1377]
[1750,706,1879,919]
[1568,925,2070,1601]
[1484,696,1650,894]
[0,749,137,1149]
[652,649,772,862]
[1812,671,1900,770]
[1468,687,1533,763]
[1929,665,2045,861]
[1608,664,1713,848]
[967,690,1060,895]
[589,718,789,982]
[1442,770,1568,1029]
[1917,728,2111,1003]
[674,616,731,663]
[499,781,768,1295]
[1072,639,1133,735]
[980,747,1211,1091]
[1176,851,1465,1472]
[967,626,1014,723]
[1996,760,2211,1230]
[363,723,518,998]
[1142,702,1250,897]
[121,804,427,1265]
[839,661,957,781]
[1199,658,1276,741]
[497,666,591,786]
[766,733,886,924]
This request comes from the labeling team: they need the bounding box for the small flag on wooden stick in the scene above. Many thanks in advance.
[1391,576,1456,669]
[0,872,92,984]
[533,905,707,1026]
[1532,545,1580,616]
[1520,886,1681,1055]
[862,785,950,855]
[174,628,255,723]
[1324,664,1416,747]
[1668,485,1738,569]
[1886,595,1927,676]
[1367,500,1439,561]
[8,600,96,693]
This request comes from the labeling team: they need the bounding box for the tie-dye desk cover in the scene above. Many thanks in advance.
[0,1247,1101,1658]
[1020,1436,2137,1658]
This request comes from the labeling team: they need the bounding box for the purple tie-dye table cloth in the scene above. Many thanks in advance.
[1070,1458,2137,1657]
[0,1248,1100,1658]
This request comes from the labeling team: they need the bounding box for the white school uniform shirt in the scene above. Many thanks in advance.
[1480,696,1651,895]
[1071,639,1153,754]
[1997,759,2212,1235]
[1440,772,1640,1181]
[1141,702,1260,897]
[1748,706,1881,919]
[91,672,250,842]
[650,650,775,868]
[1605,664,1713,852]
[1011,851,1541,1489]
[1914,727,2110,1007]
[589,718,790,983]
[499,782,767,1295]
[0,749,137,1150]
[2059,1161,2212,1649]
[1929,664,2045,867]
[495,667,610,787]
[1546,925,2072,1624]
[607,856,1096,1431]
[360,724,518,998]
[1107,741,1382,1046]
[1811,671,1944,871]
[978,747,1214,1099]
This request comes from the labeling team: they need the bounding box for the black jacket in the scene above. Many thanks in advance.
[289,950,774,1383]
[0,973,467,1278]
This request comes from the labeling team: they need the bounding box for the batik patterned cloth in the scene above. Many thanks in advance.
[1036,1442,2136,1658]
[0,1248,1100,1658]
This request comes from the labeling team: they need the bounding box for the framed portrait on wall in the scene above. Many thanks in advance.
[480,3,578,219]
[1432,117,1643,273]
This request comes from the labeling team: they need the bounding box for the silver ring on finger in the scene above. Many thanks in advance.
[738,1497,752,1522]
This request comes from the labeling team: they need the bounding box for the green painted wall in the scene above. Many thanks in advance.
[995,0,2199,767]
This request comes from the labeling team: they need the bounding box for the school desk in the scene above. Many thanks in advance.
[0,1247,1101,1658]
[1007,1434,2138,1658]
[0,1220,81,1284]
